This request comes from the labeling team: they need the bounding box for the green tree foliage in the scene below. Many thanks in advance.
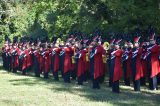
[0,0,160,41]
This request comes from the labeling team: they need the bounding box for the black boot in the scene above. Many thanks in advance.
[54,71,59,81]
[44,73,49,79]
[134,80,140,91]
[112,80,120,93]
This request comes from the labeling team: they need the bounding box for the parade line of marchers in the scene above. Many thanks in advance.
[1,34,160,93]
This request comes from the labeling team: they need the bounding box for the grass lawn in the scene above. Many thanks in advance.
[0,65,160,106]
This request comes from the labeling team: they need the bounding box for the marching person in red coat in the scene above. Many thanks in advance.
[98,38,106,83]
[141,42,148,86]
[84,47,90,81]
[108,39,115,87]
[63,39,74,83]
[82,40,89,81]
[43,44,52,79]
[146,34,160,90]
[33,46,41,77]
[11,44,20,73]
[24,45,30,74]
[6,44,12,71]
[52,43,62,81]
[158,43,160,85]
[122,41,133,86]
[76,41,86,85]
[71,44,78,80]
[39,45,44,74]
[20,45,28,75]
[92,37,105,89]
[111,39,123,93]
[26,45,33,72]
[131,37,143,91]
[17,43,23,71]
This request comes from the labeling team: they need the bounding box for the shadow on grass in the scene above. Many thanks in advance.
[52,82,160,106]
[0,65,4,70]
[9,78,37,86]
[1,68,159,106]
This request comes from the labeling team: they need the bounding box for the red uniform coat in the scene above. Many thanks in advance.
[113,49,123,82]
[135,48,143,80]
[27,48,33,68]
[158,45,160,77]
[53,47,61,72]
[142,49,147,77]
[22,50,27,70]
[100,45,105,77]
[64,47,73,73]
[13,48,20,68]
[126,49,132,78]
[77,49,86,77]
[94,45,105,79]
[150,44,160,78]
[44,50,51,73]
[84,48,90,73]
[142,59,147,77]
[34,50,42,72]
[39,51,44,73]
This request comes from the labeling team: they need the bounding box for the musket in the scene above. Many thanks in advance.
[41,51,45,58]
[122,50,129,61]
[132,49,138,58]
[19,51,25,59]
[111,49,119,60]
[59,50,65,56]
[90,48,97,58]
[142,44,156,59]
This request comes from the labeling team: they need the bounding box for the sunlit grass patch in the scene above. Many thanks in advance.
[0,68,160,106]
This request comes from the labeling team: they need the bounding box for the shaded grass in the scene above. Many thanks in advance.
[0,67,160,106]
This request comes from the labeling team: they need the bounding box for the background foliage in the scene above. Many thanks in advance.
[0,0,160,41]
